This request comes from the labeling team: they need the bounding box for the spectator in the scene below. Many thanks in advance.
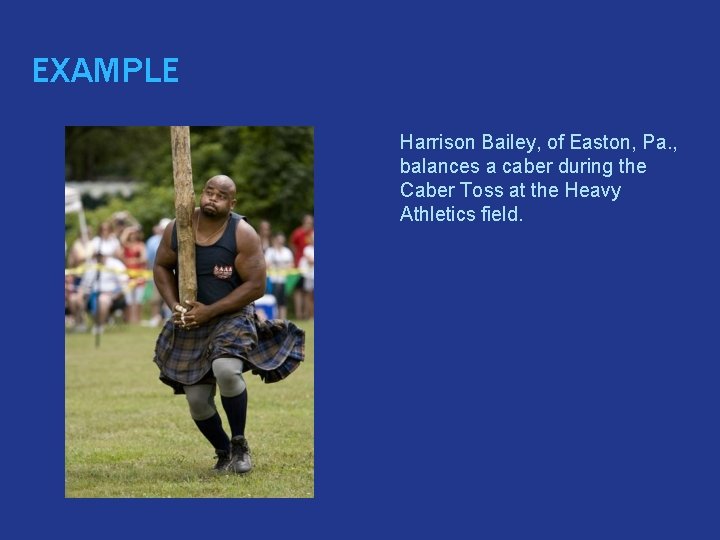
[145,218,172,326]
[70,252,128,334]
[265,233,294,319]
[120,226,147,324]
[289,214,314,319]
[110,210,140,239]
[66,227,94,330]
[90,221,122,259]
[298,232,314,319]
[66,226,94,270]
[258,219,272,253]
[65,274,81,329]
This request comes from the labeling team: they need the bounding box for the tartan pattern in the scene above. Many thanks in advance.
[153,303,305,392]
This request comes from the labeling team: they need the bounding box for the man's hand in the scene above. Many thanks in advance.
[174,300,213,329]
[172,302,191,329]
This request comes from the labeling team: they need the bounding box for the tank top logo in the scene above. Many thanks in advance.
[213,264,233,280]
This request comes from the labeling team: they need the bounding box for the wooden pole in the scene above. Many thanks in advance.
[170,126,197,304]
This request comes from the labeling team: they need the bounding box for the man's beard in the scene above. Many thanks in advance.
[201,204,219,217]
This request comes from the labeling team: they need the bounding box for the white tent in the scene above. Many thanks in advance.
[65,186,90,257]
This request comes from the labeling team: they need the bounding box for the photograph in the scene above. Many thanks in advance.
[64,126,314,498]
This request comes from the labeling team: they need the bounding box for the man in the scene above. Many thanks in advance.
[153,175,304,474]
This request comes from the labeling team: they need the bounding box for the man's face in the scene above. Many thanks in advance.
[200,179,236,218]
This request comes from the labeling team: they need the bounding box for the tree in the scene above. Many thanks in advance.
[65,126,314,247]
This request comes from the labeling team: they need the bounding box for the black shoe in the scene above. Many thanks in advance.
[227,436,253,474]
[214,448,231,471]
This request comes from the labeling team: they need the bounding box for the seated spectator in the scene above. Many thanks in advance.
[66,226,94,270]
[69,252,128,334]
[65,274,80,329]
[90,221,122,259]
[66,227,94,330]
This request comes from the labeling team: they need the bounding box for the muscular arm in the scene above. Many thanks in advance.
[158,217,267,327]
[201,219,267,319]
[153,221,180,310]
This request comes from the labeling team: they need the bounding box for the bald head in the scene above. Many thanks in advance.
[206,175,237,198]
[200,175,237,218]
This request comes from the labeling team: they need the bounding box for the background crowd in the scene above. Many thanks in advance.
[64,126,314,334]
[65,210,314,333]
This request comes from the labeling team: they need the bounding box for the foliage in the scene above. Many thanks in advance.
[65,186,177,253]
[65,126,314,247]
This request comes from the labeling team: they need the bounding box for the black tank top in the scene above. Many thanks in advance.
[171,212,245,305]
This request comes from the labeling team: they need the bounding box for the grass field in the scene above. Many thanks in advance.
[65,319,314,498]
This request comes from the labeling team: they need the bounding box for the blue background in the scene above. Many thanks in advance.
[3,2,718,538]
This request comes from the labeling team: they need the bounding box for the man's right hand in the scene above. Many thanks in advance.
[172,303,188,328]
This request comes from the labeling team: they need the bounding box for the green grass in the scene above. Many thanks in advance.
[65,320,314,498]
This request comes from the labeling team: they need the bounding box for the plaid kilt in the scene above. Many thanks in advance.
[153,303,305,394]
